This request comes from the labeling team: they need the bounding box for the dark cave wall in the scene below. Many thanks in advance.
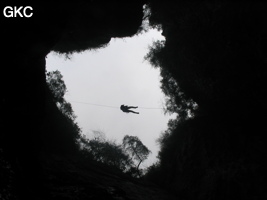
[1,2,146,198]
[1,0,146,153]
[147,1,267,199]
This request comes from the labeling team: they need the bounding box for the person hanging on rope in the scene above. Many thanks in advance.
[120,104,139,114]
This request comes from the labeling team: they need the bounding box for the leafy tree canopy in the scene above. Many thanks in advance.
[46,70,76,121]
[80,132,134,172]
[122,135,151,172]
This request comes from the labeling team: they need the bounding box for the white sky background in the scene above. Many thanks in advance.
[46,29,176,168]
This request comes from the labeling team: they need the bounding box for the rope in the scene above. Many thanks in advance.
[138,107,163,110]
[70,101,118,108]
[69,100,163,110]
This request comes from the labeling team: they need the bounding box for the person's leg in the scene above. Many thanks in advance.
[128,106,138,109]
[128,110,139,114]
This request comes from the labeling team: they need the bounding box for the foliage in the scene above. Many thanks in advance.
[44,70,81,154]
[80,132,134,172]
[143,162,163,185]
[46,70,66,103]
[145,40,198,118]
[1,2,157,199]
[79,133,151,177]
[45,71,152,178]
[144,1,267,199]
[122,135,151,175]
[46,70,77,120]
[125,167,144,178]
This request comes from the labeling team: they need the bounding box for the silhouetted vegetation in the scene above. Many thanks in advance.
[144,1,267,199]
[45,71,147,177]
[79,131,151,178]
[43,70,81,154]
[1,2,148,199]
[79,131,133,172]
[123,135,151,176]
[2,1,267,199]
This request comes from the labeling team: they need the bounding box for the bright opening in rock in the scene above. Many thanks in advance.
[46,28,176,168]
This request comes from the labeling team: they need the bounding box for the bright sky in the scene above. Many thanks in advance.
[46,29,176,168]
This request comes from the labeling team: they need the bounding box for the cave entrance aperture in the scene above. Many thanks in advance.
[45,28,176,168]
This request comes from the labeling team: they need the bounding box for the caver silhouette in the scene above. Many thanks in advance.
[120,105,139,114]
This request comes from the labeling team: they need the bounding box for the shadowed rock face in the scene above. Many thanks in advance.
[1,1,145,149]
[1,2,146,199]
[145,2,267,199]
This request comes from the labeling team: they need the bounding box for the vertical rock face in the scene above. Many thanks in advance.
[146,1,267,199]
[1,2,145,198]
